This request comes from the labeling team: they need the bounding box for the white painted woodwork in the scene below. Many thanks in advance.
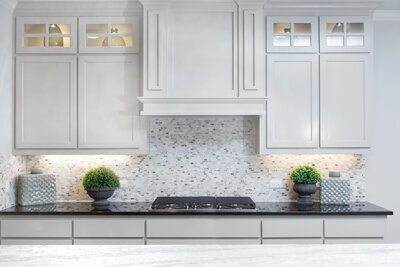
[78,55,147,149]
[73,219,145,238]
[168,8,238,98]
[145,9,166,94]
[138,98,267,116]
[262,219,323,238]
[146,219,260,238]
[1,219,72,238]
[238,3,265,97]
[16,17,77,54]
[324,238,384,244]
[146,239,260,245]
[79,17,139,54]
[266,16,318,53]
[266,54,319,148]
[1,239,73,245]
[324,219,386,238]
[320,16,373,53]
[74,239,145,245]
[262,238,323,244]
[15,56,77,149]
[320,54,372,148]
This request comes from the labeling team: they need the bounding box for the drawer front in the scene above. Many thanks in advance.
[324,219,386,238]
[147,239,260,245]
[74,219,145,238]
[1,239,72,245]
[147,219,260,238]
[262,219,323,238]
[1,220,72,238]
[74,239,145,245]
[324,238,384,244]
[262,238,323,244]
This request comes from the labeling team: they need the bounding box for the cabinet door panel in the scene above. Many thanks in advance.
[262,219,322,238]
[324,238,384,244]
[78,55,146,149]
[170,10,237,98]
[320,54,371,148]
[324,219,386,238]
[74,219,145,238]
[1,219,72,238]
[16,56,77,149]
[267,54,319,148]
[262,238,322,244]
[74,239,144,245]
[147,239,260,245]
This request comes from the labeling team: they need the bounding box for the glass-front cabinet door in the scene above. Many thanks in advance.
[266,16,318,53]
[320,16,372,53]
[16,17,77,53]
[79,17,139,53]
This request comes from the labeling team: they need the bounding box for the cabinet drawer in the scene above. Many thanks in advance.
[147,239,260,245]
[74,219,145,238]
[324,219,386,238]
[324,238,384,244]
[262,238,323,244]
[1,220,72,238]
[262,219,323,238]
[147,219,260,238]
[74,239,145,245]
[1,239,72,245]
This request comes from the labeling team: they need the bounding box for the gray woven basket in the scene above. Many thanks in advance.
[18,174,56,206]
[320,178,350,205]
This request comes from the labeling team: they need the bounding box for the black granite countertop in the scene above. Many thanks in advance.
[0,202,393,216]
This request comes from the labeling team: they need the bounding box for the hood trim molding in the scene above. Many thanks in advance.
[138,97,267,116]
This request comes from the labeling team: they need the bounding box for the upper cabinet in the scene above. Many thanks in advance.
[266,16,318,53]
[320,16,373,53]
[16,17,77,54]
[79,17,140,54]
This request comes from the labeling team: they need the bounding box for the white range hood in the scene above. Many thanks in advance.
[138,98,267,116]
[138,0,266,116]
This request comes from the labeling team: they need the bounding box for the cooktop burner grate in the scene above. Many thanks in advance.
[151,196,256,210]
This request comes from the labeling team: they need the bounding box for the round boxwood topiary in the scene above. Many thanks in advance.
[290,165,322,184]
[82,166,120,190]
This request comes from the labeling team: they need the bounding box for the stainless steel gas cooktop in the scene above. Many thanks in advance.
[151,197,256,210]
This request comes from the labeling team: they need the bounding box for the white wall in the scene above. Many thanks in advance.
[367,21,400,243]
[0,4,14,155]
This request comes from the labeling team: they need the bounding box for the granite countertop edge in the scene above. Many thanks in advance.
[0,201,393,216]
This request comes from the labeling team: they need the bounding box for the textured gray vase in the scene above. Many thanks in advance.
[86,187,116,206]
[293,182,317,206]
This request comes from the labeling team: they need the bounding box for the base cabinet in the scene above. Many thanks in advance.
[0,216,388,245]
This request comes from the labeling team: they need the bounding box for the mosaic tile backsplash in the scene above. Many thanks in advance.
[2,117,366,207]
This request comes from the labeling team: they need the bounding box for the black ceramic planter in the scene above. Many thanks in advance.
[293,182,317,206]
[86,187,116,207]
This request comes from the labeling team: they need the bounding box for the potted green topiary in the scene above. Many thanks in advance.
[290,165,322,206]
[82,166,120,206]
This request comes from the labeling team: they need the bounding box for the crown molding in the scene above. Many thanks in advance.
[373,10,400,21]
[263,0,383,15]
[15,0,142,16]
[0,0,18,12]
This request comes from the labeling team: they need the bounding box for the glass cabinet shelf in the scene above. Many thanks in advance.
[266,16,318,53]
[79,18,139,53]
[16,18,77,53]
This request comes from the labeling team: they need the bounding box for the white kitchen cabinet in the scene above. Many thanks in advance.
[147,239,260,245]
[1,239,73,245]
[324,218,386,238]
[262,239,323,244]
[1,219,72,238]
[74,239,145,245]
[78,55,147,149]
[73,218,145,238]
[16,17,77,54]
[147,219,260,238]
[266,54,319,148]
[320,16,372,53]
[79,17,140,54]
[266,16,318,53]
[15,56,78,149]
[320,54,372,148]
[324,239,384,244]
[262,219,322,238]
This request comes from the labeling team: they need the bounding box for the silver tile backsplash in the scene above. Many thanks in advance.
[1,117,366,207]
